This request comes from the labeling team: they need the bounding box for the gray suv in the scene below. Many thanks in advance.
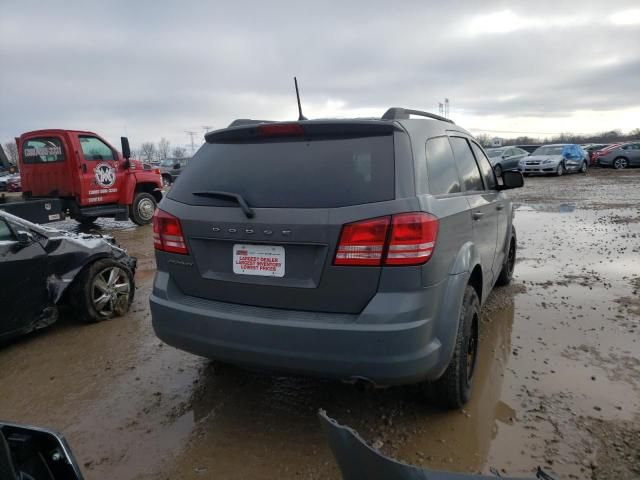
[150,108,523,408]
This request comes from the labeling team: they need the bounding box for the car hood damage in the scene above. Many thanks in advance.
[319,410,559,480]
[3,211,136,304]
[44,230,136,304]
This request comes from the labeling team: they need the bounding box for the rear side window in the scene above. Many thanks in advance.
[470,142,497,190]
[22,137,65,164]
[169,136,395,208]
[79,136,115,161]
[0,219,14,241]
[425,137,461,195]
[450,137,484,192]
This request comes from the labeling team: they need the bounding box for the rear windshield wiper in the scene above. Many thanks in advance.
[191,190,255,218]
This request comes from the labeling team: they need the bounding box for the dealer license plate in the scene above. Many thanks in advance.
[233,244,285,277]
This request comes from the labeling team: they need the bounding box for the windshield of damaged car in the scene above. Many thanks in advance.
[487,149,505,158]
[532,145,563,156]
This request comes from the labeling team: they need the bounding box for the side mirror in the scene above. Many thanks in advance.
[499,171,524,190]
[0,421,84,480]
[16,230,33,245]
[173,163,181,170]
[121,137,131,160]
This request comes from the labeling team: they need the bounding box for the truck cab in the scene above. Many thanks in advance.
[16,130,162,225]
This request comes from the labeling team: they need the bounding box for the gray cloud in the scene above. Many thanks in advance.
[1,0,639,148]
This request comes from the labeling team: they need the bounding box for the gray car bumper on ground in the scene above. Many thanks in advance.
[150,272,446,386]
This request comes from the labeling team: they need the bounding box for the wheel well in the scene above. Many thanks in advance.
[468,265,483,302]
[135,182,162,203]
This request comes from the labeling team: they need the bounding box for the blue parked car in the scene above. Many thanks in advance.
[520,144,588,176]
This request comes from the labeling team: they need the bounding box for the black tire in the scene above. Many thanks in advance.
[555,163,564,176]
[70,259,134,323]
[613,157,629,170]
[494,164,503,178]
[496,232,516,286]
[130,192,156,225]
[429,286,480,409]
[77,216,97,225]
[580,161,588,173]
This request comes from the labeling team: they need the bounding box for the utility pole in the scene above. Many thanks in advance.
[185,131,198,155]
[444,98,450,118]
[201,125,213,133]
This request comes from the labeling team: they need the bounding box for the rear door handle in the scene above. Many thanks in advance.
[472,212,485,220]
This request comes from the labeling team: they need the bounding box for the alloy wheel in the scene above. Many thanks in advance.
[91,266,131,317]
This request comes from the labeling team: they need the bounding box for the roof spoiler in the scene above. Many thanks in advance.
[382,107,455,124]
[227,119,275,128]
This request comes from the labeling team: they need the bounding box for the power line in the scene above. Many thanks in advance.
[185,130,198,155]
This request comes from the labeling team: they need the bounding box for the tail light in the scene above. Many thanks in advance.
[334,217,390,265]
[334,212,438,266]
[385,213,439,265]
[152,209,188,254]
[153,167,161,175]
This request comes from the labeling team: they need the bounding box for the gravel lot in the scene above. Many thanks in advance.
[1,168,638,479]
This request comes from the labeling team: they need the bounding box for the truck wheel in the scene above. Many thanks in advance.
[428,286,480,409]
[496,233,516,286]
[130,192,156,225]
[70,259,134,323]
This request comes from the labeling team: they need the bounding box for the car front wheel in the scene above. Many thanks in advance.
[70,259,134,323]
[555,163,564,176]
[580,161,588,173]
[428,286,480,408]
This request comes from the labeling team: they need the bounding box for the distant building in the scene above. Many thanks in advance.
[491,137,504,147]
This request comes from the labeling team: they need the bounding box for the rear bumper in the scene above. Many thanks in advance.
[150,272,445,386]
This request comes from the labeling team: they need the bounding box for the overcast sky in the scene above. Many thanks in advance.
[1,0,639,151]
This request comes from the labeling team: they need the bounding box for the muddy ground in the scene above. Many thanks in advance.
[1,168,639,479]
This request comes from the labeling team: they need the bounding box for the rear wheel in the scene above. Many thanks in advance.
[613,157,629,169]
[428,286,480,408]
[70,259,134,323]
[130,192,156,225]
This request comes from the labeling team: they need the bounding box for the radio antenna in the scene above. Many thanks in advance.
[294,77,307,121]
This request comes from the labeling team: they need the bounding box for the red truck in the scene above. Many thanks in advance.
[0,129,162,225]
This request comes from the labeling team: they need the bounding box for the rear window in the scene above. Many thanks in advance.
[168,136,395,208]
[22,137,65,164]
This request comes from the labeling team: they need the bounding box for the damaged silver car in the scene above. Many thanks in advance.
[0,211,136,341]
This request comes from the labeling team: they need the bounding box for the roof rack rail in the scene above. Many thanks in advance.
[381,108,455,124]
[228,119,275,128]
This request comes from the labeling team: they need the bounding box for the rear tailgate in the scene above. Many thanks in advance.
[161,121,411,314]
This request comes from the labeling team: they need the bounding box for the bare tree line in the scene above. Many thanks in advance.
[475,128,640,148]
[137,137,188,163]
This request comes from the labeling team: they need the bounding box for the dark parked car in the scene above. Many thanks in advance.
[596,142,640,169]
[150,107,523,408]
[486,147,529,176]
[0,211,136,341]
[160,157,190,187]
[514,144,540,154]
